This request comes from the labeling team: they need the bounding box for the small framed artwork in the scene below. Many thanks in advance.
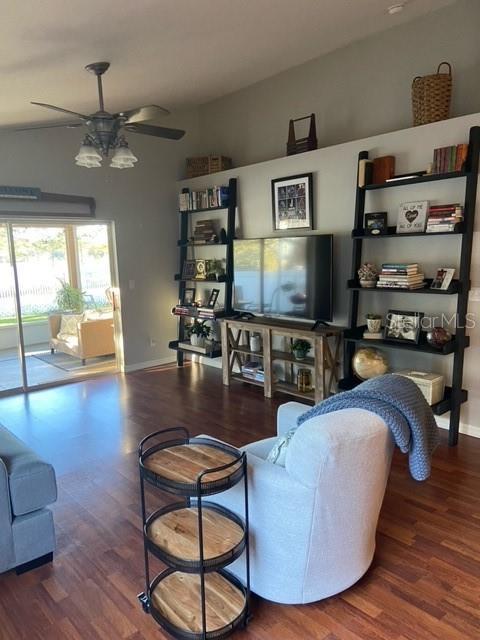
[182,260,196,280]
[271,173,313,231]
[431,268,455,290]
[182,288,196,306]
[364,212,387,235]
[384,310,424,344]
[195,259,207,280]
[207,288,220,308]
[397,201,428,234]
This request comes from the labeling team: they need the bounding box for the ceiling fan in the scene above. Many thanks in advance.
[20,62,186,169]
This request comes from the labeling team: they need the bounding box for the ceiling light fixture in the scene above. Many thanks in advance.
[110,137,138,169]
[388,3,405,15]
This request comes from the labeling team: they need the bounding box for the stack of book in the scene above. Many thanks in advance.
[179,186,229,212]
[241,361,264,382]
[377,263,425,290]
[426,203,463,233]
[193,219,216,243]
[432,144,468,174]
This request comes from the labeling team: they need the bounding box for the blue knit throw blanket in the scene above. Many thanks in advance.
[297,374,439,481]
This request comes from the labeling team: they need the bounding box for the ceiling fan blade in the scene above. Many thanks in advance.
[31,102,90,120]
[16,121,83,132]
[117,104,170,124]
[124,123,185,140]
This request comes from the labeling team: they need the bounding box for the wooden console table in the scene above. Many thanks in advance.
[220,317,343,403]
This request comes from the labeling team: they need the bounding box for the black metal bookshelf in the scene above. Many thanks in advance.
[343,126,480,446]
[171,177,237,365]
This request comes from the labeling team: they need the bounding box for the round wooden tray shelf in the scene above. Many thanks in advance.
[140,437,244,496]
[149,569,247,640]
[145,502,246,572]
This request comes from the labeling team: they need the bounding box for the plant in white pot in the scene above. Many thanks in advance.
[188,320,211,347]
[291,339,312,361]
[358,263,379,288]
[366,313,382,333]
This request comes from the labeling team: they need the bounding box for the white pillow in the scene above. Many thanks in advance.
[266,427,297,466]
[59,313,84,337]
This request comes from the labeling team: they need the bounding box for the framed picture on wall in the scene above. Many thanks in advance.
[271,173,313,231]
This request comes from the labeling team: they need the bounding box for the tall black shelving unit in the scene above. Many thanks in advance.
[341,125,480,446]
[170,177,237,366]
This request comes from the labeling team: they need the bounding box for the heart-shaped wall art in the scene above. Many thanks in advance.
[405,209,419,223]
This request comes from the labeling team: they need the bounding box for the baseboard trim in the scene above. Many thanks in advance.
[436,417,480,439]
[124,356,176,373]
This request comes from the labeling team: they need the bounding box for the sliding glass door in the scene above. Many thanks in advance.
[0,220,119,395]
[0,224,23,393]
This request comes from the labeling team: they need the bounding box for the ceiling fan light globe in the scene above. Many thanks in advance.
[75,142,102,164]
[110,158,135,169]
[112,145,138,163]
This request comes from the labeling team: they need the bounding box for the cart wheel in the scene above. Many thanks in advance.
[137,592,150,613]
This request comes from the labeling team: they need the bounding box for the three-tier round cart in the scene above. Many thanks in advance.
[138,427,250,640]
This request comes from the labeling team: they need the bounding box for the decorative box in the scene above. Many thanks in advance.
[395,370,445,405]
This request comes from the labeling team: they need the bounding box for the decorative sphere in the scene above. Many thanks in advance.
[426,327,452,349]
[352,347,388,380]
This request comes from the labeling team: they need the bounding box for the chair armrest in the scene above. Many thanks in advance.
[277,401,310,437]
[78,318,115,358]
[48,314,61,339]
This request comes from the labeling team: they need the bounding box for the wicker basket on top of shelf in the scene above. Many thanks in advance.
[186,155,232,178]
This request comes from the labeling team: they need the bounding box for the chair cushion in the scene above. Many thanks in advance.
[0,425,57,516]
[59,313,84,337]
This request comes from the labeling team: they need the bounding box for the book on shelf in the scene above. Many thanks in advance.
[385,171,426,183]
[363,330,383,340]
[358,159,373,187]
[426,224,457,233]
[378,263,425,289]
[432,143,468,174]
[426,203,463,233]
[179,185,229,212]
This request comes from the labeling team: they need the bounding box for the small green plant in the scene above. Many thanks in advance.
[291,339,311,359]
[187,320,211,338]
[55,280,86,313]
[366,313,382,320]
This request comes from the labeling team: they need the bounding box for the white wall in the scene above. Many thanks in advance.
[0,110,200,369]
[198,0,480,168]
[179,112,480,437]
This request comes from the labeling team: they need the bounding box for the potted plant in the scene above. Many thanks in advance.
[55,280,86,313]
[291,339,312,361]
[358,263,379,288]
[188,320,211,347]
[366,313,382,333]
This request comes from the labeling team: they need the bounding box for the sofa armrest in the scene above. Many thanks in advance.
[48,314,61,339]
[0,458,15,573]
[277,401,310,437]
[78,318,115,359]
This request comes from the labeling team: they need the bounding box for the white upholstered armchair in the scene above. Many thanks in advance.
[212,401,394,604]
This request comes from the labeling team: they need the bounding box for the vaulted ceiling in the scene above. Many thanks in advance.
[1,0,456,126]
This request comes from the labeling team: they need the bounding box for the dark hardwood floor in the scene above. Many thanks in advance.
[0,364,479,639]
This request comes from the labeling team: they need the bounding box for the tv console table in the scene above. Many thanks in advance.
[220,317,343,403]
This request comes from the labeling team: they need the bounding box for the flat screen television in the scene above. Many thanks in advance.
[233,234,333,321]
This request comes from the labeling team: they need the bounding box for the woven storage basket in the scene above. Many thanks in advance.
[186,155,232,178]
[412,62,452,126]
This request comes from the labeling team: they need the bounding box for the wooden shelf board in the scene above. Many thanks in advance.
[151,571,246,634]
[230,345,264,357]
[231,373,264,388]
[352,223,464,239]
[337,377,467,416]
[169,340,222,359]
[175,275,231,283]
[144,443,241,486]
[274,381,315,401]
[271,350,315,367]
[362,170,468,191]
[344,326,465,355]
[348,278,460,294]
[179,205,229,214]
[147,507,244,563]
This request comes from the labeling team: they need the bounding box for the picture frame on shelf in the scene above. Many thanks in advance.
[364,212,387,235]
[195,259,207,280]
[384,310,424,344]
[182,287,196,306]
[271,172,313,231]
[431,268,455,290]
[182,260,196,280]
[397,201,429,234]
[207,288,220,308]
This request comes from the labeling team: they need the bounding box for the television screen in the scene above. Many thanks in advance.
[233,234,333,321]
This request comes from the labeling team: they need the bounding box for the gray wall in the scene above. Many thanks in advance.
[0,110,200,369]
[198,0,480,167]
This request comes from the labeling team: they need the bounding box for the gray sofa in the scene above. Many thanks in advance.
[0,424,57,574]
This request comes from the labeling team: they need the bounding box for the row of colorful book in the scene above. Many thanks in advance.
[179,186,229,212]
[432,144,468,174]
[426,203,463,233]
[241,361,265,382]
[377,263,425,290]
